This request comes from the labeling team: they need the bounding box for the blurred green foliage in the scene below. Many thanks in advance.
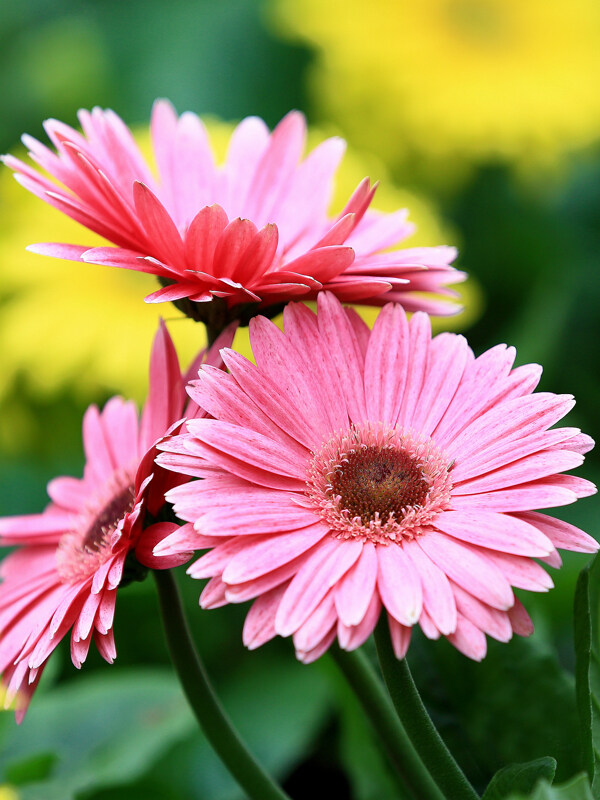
[0,0,599,798]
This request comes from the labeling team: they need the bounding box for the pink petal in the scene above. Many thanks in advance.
[338,592,382,650]
[397,312,431,428]
[185,418,307,484]
[402,540,457,635]
[387,615,412,659]
[250,315,339,445]
[419,609,441,640]
[188,367,309,458]
[136,523,191,569]
[453,451,584,496]
[199,505,320,541]
[451,481,578,512]
[408,332,470,438]
[418,532,514,610]
[200,577,229,609]
[513,511,598,553]
[224,116,270,213]
[26,242,89,262]
[296,626,337,664]
[293,590,338,652]
[132,181,185,266]
[316,292,367,422]
[448,393,576,465]
[285,245,355,284]
[82,405,119,483]
[243,585,287,649]
[447,614,487,661]
[222,523,329,583]
[376,544,423,626]
[226,550,315,604]
[244,110,306,225]
[433,510,554,557]
[470,547,554,592]
[275,537,363,636]
[508,598,534,637]
[139,321,184,452]
[282,302,349,432]
[213,217,258,279]
[451,582,512,642]
[221,349,322,450]
[334,542,378,627]
[0,511,73,545]
[363,303,409,426]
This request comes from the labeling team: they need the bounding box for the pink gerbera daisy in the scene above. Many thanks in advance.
[156,293,597,664]
[2,102,463,319]
[0,321,234,720]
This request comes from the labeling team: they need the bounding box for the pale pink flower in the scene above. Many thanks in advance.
[157,293,597,663]
[0,322,234,720]
[3,102,463,315]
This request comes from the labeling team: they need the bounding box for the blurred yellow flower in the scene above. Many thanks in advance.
[0,154,200,404]
[0,118,476,442]
[272,0,600,165]
[0,787,19,800]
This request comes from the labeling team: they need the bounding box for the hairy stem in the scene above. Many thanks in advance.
[374,621,479,800]
[331,645,445,800]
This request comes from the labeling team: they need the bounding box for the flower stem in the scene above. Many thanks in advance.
[330,646,445,800]
[373,620,479,800]
[153,570,291,800]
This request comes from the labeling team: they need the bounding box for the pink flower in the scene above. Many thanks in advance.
[3,102,463,315]
[157,293,597,664]
[0,322,234,721]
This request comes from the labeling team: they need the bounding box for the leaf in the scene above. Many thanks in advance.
[482,757,556,800]
[0,669,195,800]
[408,633,583,788]
[492,773,594,800]
[513,774,594,800]
[530,774,595,800]
[574,551,600,797]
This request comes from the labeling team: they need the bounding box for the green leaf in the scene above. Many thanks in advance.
[531,775,595,800]
[523,774,593,800]
[5,753,57,786]
[574,551,600,797]
[482,757,556,800]
[406,633,583,788]
[0,669,195,800]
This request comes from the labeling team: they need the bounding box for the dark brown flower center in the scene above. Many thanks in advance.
[81,485,136,553]
[329,446,429,523]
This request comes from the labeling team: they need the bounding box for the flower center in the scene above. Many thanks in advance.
[57,480,136,583]
[329,446,430,524]
[81,486,136,553]
[306,423,453,545]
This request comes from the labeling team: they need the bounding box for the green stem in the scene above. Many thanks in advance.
[153,570,291,800]
[330,646,445,800]
[374,621,479,800]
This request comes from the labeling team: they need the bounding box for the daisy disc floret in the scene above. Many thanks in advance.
[157,293,597,664]
[0,322,234,720]
[2,102,463,322]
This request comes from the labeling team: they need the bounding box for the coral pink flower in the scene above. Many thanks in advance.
[3,102,463,316]
[157,294,597,663]
[0,322,234,721]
